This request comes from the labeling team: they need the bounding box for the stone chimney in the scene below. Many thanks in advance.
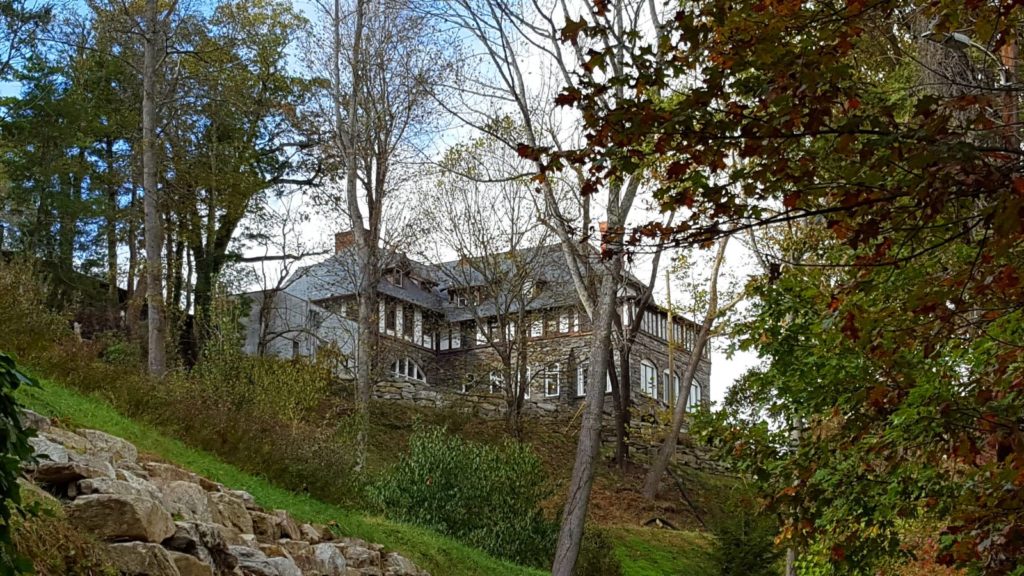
[335,231,356,254]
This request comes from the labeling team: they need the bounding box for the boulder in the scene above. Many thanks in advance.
[208,492,254,534]
[278,540,314,573]
[161,480,213,522]
[163,521,236,573]
[78,477,163,501]
[28,436,68,464]
[68,494,175,542]
[41,428,91,453]
[272,509,301,540]
[229,489,258,510]
[33,461,113,486]
[79,429,138,464]
[335,542,380,570]
[19,408,51,432]
[146,462,199,484]
[299,523,322,544]
[313,543,348,576]
[168,550,214,576]
[382,553,419,576]
[229,545,295,576]
[106,542,181,576]
[251,511,282,544]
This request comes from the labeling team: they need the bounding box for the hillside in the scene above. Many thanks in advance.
[14,375,715,576]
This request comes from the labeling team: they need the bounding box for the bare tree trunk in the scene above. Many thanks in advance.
[142,0,166,377]
[552,260,621,575]
[104,138,119,323]
[641,237,728,500]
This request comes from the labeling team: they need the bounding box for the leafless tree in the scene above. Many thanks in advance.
[434,0,677,570]
[303,0,454,470]
[419,121,564,437]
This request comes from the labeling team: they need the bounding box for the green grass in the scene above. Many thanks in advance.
[17,378,545,576]
[608,526,715,576]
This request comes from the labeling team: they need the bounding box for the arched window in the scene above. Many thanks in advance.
[390,357,426,383]
[640,360,658,399]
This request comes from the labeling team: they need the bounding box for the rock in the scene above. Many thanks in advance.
[299,523,322,544]
[68,494,175,542]
[229,545,289,576]
[313,543,348,576]
[28,436,67,465]
[78,477,163,501]
[198,475,223,492]
[79,428,138,464]
[208,492,254,534]
[168,550,214,576]
[164,521,237,574]
[258,543,292,559]
[272,509,301,540]
[278,540,314,573]
[33,461,113,486]
[146,462,199,484]
[251,511,281,544]
[382,553,418,576]
[41,428,91,453]
[268,557,303,576]
[229,489,258,510]
[106,542,181,576]
[335,542,380,570]
[19,409,51,432]
[161,480,213,522]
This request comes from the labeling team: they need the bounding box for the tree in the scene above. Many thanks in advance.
[436,0,677,570]
[548,0,1024,572]
[421,121,560,437]
[305,0,452,469]
[641,235,742,500]
[163,0,317,360]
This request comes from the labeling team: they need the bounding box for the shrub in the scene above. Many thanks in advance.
[709,488,781,576]
[0,353,43,574]
[573,526,623,576]
[0,258,68,356]
[368,426,556,567]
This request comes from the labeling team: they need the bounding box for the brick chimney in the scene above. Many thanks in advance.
[599,221,608,254]
[335,231,356,254]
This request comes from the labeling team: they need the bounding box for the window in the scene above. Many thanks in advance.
[451,323,462,348]
[687,383,702,410]
[461,375,476,394]
[389,271,404,287]
[577,363,588,396]
[640,360,658,399]
[541,364,560,397]
[390,357,426,382]
[384,302,396,332]
[291,340,300,358]
[663,370,681,404]
[489,371,504,393]
[402,306,414,339]
[530,320,542,337]
[559,314,569,333]
[568,310,579,332]
[306,309,322,330]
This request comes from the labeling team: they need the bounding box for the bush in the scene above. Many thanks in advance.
[0,258,68,356]
[573,526,623,576]
[368,427,556,567]
[709,488,781,576]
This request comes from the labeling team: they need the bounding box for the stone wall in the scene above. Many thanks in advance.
[20,409,429,576]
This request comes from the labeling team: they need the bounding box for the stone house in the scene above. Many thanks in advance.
[240,232,710,417]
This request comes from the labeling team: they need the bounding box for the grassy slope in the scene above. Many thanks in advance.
[17,379,545,576]
[608,527,714,576]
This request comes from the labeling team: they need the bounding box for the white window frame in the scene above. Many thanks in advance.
[530,320,542,337]
[390,357,426,383]
[640,360,658,399]
[558,314,569,333]
[489,370,503,394]
[577,363,588,396]
[542,364,560,397]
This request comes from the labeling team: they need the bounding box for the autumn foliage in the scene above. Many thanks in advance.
[535,0,1024,573]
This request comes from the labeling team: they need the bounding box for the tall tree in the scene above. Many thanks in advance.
[549,0,1024,572]
[421,121,558,437]
[306,0,451,469]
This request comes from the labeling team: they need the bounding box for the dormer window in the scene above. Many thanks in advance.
[388,271,404,287]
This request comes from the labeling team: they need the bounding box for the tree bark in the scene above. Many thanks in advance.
[551,256,622,576]
[641,237,728,500]
[104,138,119,323]
[142,0,166,376]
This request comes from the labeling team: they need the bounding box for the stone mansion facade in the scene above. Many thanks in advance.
[240,232,710,418]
